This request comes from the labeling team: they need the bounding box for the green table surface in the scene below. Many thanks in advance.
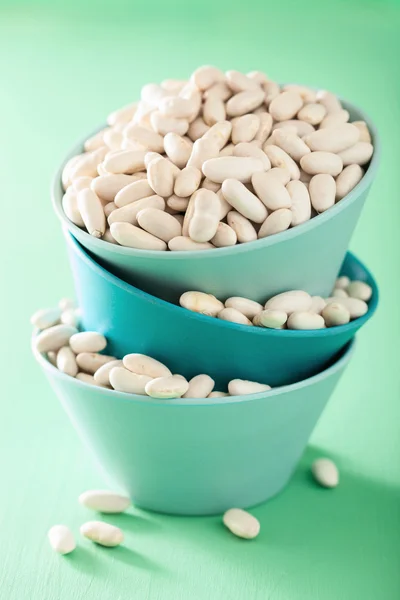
[1,1,399,598]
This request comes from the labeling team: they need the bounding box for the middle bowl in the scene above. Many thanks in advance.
[66,230,378,388]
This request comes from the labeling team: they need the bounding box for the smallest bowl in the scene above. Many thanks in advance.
[33,340,355,515]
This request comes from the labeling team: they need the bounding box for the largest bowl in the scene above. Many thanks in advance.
[52,99,380,304]
[34,339,354,515]
[65,230,378,389]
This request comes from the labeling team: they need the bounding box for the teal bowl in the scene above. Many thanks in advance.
[65,230,377,388]
[52,99,380,304]
[33,339,355,515]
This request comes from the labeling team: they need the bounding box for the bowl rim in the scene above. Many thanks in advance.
[52,96,381,261]
[65,229,379,339]
[33,336,355,406]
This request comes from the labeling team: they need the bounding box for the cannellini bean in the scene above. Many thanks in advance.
[92,174,139,202]
[104,128,123,151]
[254,112,273,143]
[94,359,123,386]
[283,84,316,103]
[31,307,61,330]
[202,121,233,150]
[300,152,343,176]
[252,171,292,210]
[227,211,257,243]
[263,145,300,179]
[187,117,210,141]
[247,70,268,84]
[57,346,78,377]
[228,379,271,395]
[267,167,291,185]
[123,124,164,153]
[231,114,260,144]
[218,307,253,326]
[325,296,368,318]
[208,391,229,398]
[79,490,130,514]
[304,124,359,153]
[103,150,147,175]
[150,111,189,136]
[147,156,176,197]
[145,375,189,399]
[141,83,168,106]
[322,303,351,326]
[187,137,220,170]
[254,309,287,329]
[189,189,221,242]
[162,79,187,93]
[273,119,315,137]
[202,178,221,192]
[69,331,107,354]
[183,374,215,398]
[309,296,327,314]
[226,89,265,117]
[287,311,325,330]
[335,165,364,200]
[180,291,224,316]
[203,157,264,183]
[203,94,226,125]
[335,276,350,289]
[59,298,75,311]
[258,208,292,238]
[61,308,79,327]
[76,373,99,385]
[311,458,339,488]
[332,288,348,298]
[62,155,83,189]
[114,179,154,208]
[77,188,106,238]
[298,103,327,125]
[108,195,165,226]
[110,222,167,250]
[123,353,171,378]
[109,367,152,394]
[158,95,196,120]
[269,91,303,121]
[319,109,350,129]
[222,178,268,223]
[265,290,312,314]
[338,142,374,166]
[191,65,225,90]
[62,190,85,227]
[48,525,76,555]
[168,236,214,251]
[69,148,107,181]
[309,174,336,213]
[174,166,202,197]
[263,80,280,105]
[80,521,124,547]
[216,189,231,219]
[287,180,311,226]
[346,280,372,301]
[76,353,115,374]
[137,207,182,242]
[167,195,189,211]
[164,132,193,168]
[225,297,263,319]
[204,81,232,101]
[223,508,260,540]
[104,202,116,218]
[219,144,234,156]
[226,70,260,92]
[233,142,271,170]
[352,121,371,143]
[210,222,237,247]
[72,176,93,193]
[107,102,137,127]
[316,90,342,114]
[271,129,311,162]
[35,325,78,353]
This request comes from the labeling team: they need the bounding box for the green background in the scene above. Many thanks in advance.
[1,0,399,598]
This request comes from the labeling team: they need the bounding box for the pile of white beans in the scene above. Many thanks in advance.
[62,66,374,251]
[180,275,372,329]
[31,300,271,397]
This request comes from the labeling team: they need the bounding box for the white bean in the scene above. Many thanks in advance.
[35,325,78,353]
[59,298,75,311]
[147,156,176,197]
[300,152,343,176]
[210,222,237,247]
[94,359,123,386]
[309,174,336,213]
[57,346,79,377]
[123,124,164,153]
[252,171,292,210]
[325,296,368,318]
[335,276,351,289]
[265,290,312,314]
[202,178,221,192]
[316,90,342,114]
[352,121,371,143]
[222,179,268,223]
[254,309,287,329]
[322,303,351,326]
[164,132,193,168]
[311,458,339,488]
[114,179,154,208]
[180,291,224,316]
[137,207,182,242]
[168,236,214,251]
[31,307,61,330]
[187,137,220,170]
[254,112,273,143]
[208,391,229,398]
[189,189,221,242]
[61,308,79,327]
[287,180,311,226]
[258,208,292,238]
[109,367,152,394]
[297,103,326,125]
[335,164,364,200]
[226,89,265,117]
[287,311,325,330]
[338,142,374,166]
[309,296,327,314]
[228,379,271,395]
[218,307,253,326]
[263,80,280,105]
[77,188,106,238]
[263,145,300,179]
[304,124,359,153]
[203,94,226,125]
[233,142,271,170]
[79,490,130,513]
[76,373,98,386]
[223,508,260,540]
[227,211,257,243]
[269,91,303,121]
[231,114,260,144]
[69,331,107,354]
[226,70,261,92]
[92,174,139,202]
[167,195,189,211]
[332,288,348,298]
[48,525,76,555]
[62,190,85,227]
[123,353,171,378]
[104,202,116,218]
[183,374,215,398]
[145,375,189,399]
[187,117,210,141]
[273,120,315,137]
[76,353,116,374]
[107,102,137,127]
[225,297,263,319]
[150,111,189,136]
[108,195,165,226]
[191,65,225,90]
[80,521,124,547]
[346,280,372,301]
[319,109,349,129]
[103,150,146,175]
[203,121,233,150]
[204,81,232,101]
[110,222,167,250]
[174,166,202,197]
[283,84,317,103]
[219,144,235,156]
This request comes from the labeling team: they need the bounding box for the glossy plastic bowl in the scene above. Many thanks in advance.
[33,336,354,515]
[52,99,379,304]
[65,230,377,388]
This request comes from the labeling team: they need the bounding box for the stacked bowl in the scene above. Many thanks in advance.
[34,67,379,515]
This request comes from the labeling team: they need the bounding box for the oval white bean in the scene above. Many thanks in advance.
[30,307,61,330]
[164,132,193,168]
[210,222,237,247]
[273,119,315,137]
[311,458,339,488]
[300,152,343,176]
[188,117,210,141]
[174,166,202,197]
[233,142,271,170]
[309,174,336,212]
[137,207,182,242]
[228,379,271,396]
[252,171,292,210]
[346,280,372,301]
[183,374,215,398]
[203,94,226,125]
[335,276,350,289]
[110,222,167,250]
[103,150,146,175]
[304,124,359,153]
[80,521,124,547]
[77,188,106,238]
[265,290,312,314]
[298,103,326,125]
[335,164,364,200]
[94,359,123,386]
[225,297,263,319]
[263,145,300,179]
[322,303,351,326]
[269,91,303,121]
[218,307,253,326]
[191,65,225,90]
[168,236,214,251]
[76,373,98,386]
[114,179,154,208]
[79,490,130,514]
[332,288,349,298]
[62,190,85,227]
[35,325,78,353]
[309,296,327,314]
[61,308,79,327]
[226,89,265,117]
[69,331,107,354]
[271,129,311,162]
[223,508,260,540]
[108,195,165,226]
[222,178,268,223]
[203,121,232,150]
[123,353,171,378]
[109,367,152,394]
[57,346,78,377]
[338,142,374,166]
[258,208,292,238]
[167,195,189,211]
[48,525,76,555]
[145,375,189,399]
[287,180,311,226]
[325,296,368,318]
[316,90,342,114]
[287,311,325,330]
[208,391,229,398]
[352,121,371,143]
[319,109,349,129]
[189,189,221,242]
[150,111,189,136]
[254,309,287,329]
[255,112,273,143]
[227,211,257,243]
[76,353,116,375]
[147,156,176,197]
[180,291,224,316]
[231,114,260,144]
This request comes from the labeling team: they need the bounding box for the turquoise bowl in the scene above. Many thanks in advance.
[65,230,377,388]
[33,338,354,515]
[52,99,380,304]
